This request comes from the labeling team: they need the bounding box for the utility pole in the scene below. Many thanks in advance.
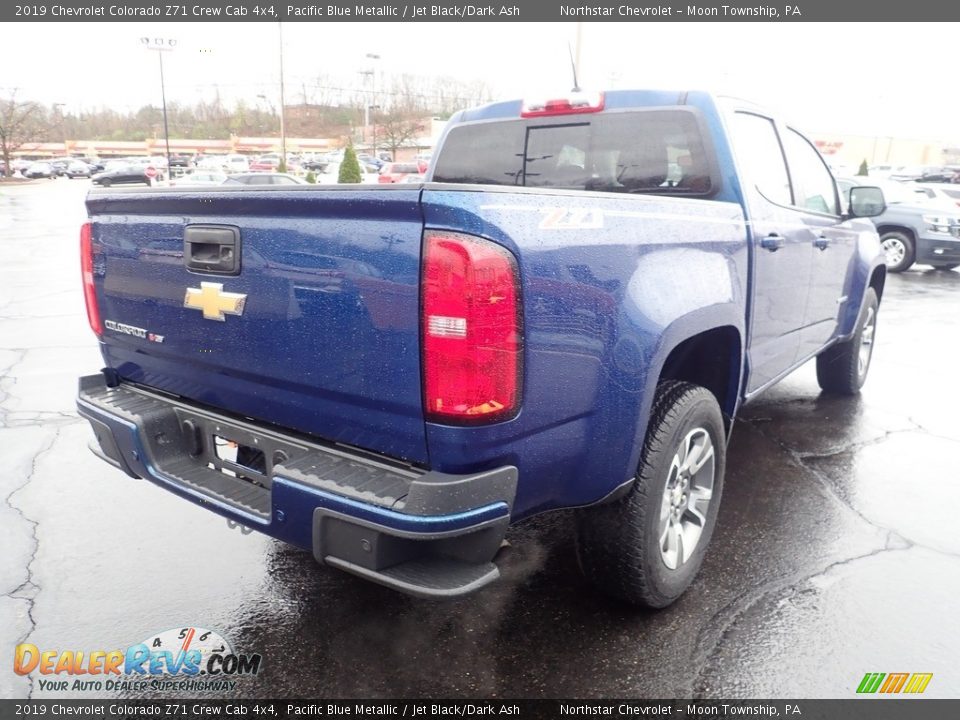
[278,22,287,164]
[366,53,380,153]
[53,103,66,154]
[141,36,176,172]
[359,69,373,145]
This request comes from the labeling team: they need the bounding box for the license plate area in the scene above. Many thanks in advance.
[173,409,310,491]
[212,434,268,483]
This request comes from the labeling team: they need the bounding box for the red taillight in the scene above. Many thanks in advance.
[422,231,522,424]
[521,91,604,118]
[80,221,102,336]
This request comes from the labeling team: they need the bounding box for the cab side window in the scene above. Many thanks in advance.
[730,112,792,206]
[782,129,839,216]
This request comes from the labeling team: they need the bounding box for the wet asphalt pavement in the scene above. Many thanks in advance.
[1,179,958,700]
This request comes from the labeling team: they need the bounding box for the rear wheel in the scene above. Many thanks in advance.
[816,288,879,395]
[576,381,726,608]
[100,179,111,187]
[880,230,915,273]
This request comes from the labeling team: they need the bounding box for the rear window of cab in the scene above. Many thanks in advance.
[432,109,717,197]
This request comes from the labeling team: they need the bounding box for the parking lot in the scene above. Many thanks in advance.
[1,178,959,699]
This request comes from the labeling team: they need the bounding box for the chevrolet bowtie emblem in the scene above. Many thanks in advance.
[184,283,247,321]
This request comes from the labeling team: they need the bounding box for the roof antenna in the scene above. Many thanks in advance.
[568,43,581,93]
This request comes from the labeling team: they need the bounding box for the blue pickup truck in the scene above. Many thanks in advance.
[77,90,887,607]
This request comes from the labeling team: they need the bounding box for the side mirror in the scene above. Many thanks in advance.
[848,186,886,218]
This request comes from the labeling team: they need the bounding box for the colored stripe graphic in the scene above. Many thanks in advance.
[880,673,909,693]
[904,673,933,694]
[857,672,932,694]
[857,673,885,693]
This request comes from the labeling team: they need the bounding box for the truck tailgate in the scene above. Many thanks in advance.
[86,186,428,465]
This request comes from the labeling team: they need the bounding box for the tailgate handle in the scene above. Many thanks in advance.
[185,225,241,275]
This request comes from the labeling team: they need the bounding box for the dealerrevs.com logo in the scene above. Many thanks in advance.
[14,627,262,693]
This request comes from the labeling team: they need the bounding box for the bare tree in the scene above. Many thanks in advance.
[376,105,426,157]
[0,89,44,175]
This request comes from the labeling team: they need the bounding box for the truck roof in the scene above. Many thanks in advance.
[451,89,714,124]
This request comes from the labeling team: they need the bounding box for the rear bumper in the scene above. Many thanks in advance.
[77,372,517,597]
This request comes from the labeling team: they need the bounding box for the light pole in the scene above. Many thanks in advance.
[52,103,66,153]
[256,93,276,135]
[359,69,373,146]
[140,36,176,170]
[362,53,381,152]
[278,23,287,165]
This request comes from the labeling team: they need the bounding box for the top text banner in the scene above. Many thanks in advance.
[5,0,960,22]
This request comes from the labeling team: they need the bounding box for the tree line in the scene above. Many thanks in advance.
[1,73,494,170]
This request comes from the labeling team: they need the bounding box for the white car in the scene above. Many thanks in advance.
[196,156,227,171]
[224,155,250,173]
[169,171,229,187]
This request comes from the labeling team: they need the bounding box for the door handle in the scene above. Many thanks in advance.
[185,225,241,275]
[814,235,830,251]
[760,234,786,252]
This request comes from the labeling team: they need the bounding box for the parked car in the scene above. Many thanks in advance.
[195,156,228,171]
[888,165,954,182]
[49,159,70,177]
[839,177,960,271]
[301,156,330,172]
[109,157,166,181]
[168,155,192,169]
[224,155,250,173]
[249,157,280,172]
[356,153,384,171]
[223,172,306,186]
[24,162,56,179]
[169,170,229,187]
[66,160,94,179]
[914,168,960,184]
[146,156,169,171]
[910,182,960,209]
[378,162,422,183]
[90,164,153,187]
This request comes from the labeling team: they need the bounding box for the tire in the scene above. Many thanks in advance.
[932,264,958,271]
[100,179,111,187]
[816,287,879,395]
[880,230,915,273]
[576,381,726,608]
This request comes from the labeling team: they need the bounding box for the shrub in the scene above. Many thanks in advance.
[338,145,362,184]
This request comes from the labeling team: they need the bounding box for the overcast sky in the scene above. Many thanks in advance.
[3,21,956,142]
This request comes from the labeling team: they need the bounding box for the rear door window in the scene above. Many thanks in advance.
[730,112,792,207]
[782,128,839,216]
[432,109,716,197]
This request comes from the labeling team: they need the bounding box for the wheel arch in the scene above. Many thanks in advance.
[656,325,743,432]
[874,224,916,244]
[868,263,887,302]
